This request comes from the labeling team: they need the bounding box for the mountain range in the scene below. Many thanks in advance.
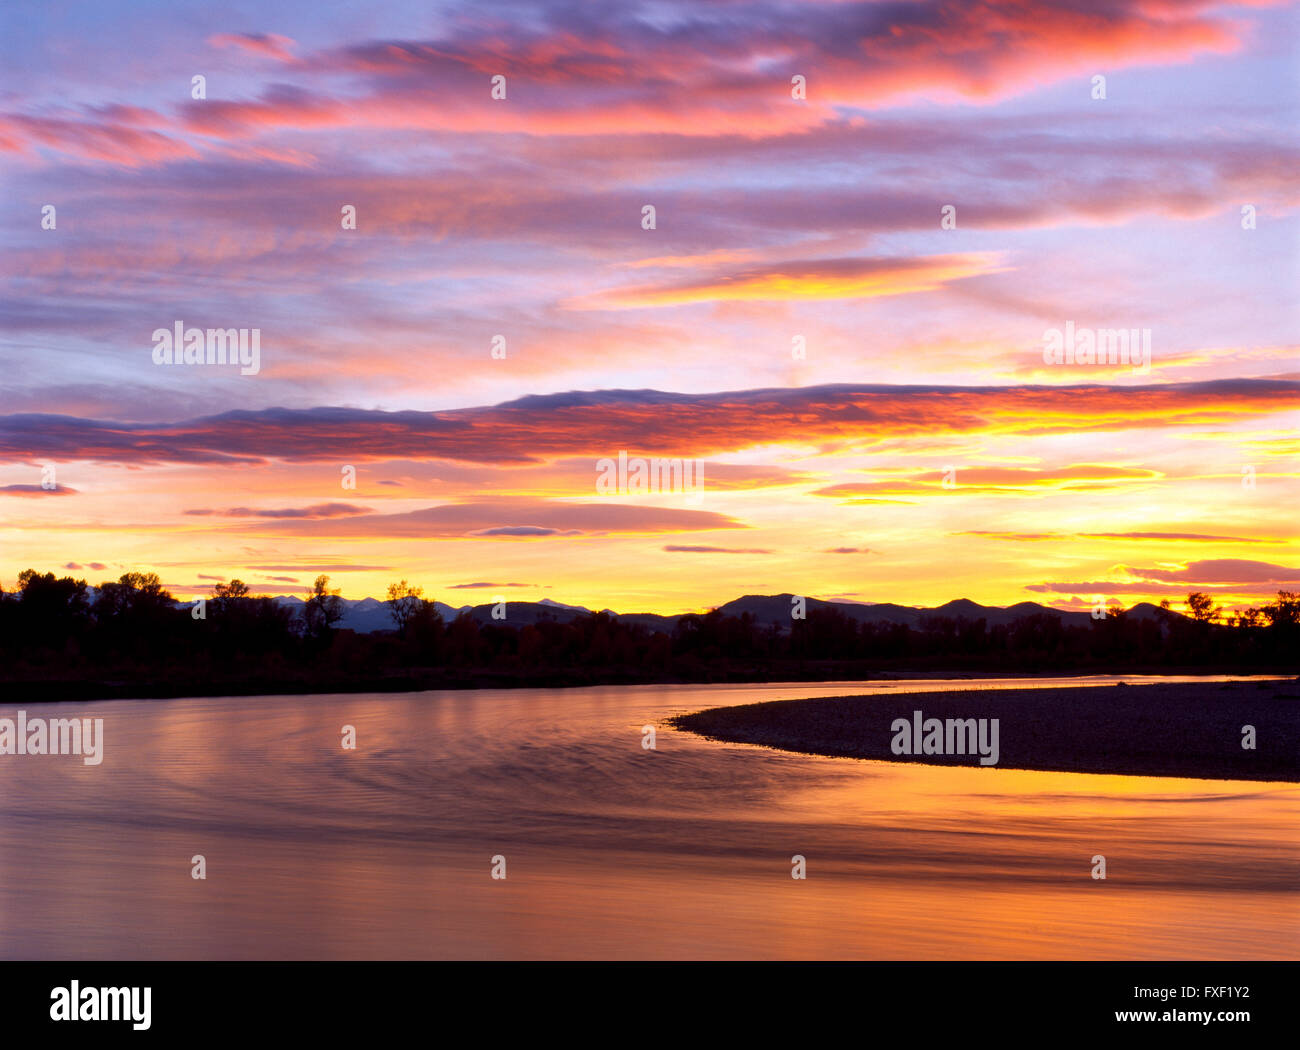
[260,593,1180,635]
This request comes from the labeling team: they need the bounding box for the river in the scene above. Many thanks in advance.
[0,676,1294,958]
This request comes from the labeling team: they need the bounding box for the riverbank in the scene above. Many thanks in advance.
[1,666,1293,702]
[672,679,1300,782]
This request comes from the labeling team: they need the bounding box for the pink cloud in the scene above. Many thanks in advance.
[209,33,298,62]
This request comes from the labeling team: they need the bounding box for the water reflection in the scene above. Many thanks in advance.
[0,677,1294,958]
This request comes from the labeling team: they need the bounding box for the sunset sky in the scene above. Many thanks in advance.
[1,0,1296,614]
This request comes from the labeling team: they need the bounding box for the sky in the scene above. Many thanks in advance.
[1,0,1297,615]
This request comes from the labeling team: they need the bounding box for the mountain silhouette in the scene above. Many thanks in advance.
[251,591,1185,633]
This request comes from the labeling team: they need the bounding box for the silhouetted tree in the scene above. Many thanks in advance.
[303,575,344,640]
[1186,591,1220,623]
[386,580,424,638]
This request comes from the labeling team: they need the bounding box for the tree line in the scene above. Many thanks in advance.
[0,569,1295,697]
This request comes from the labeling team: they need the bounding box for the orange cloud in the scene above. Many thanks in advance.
[3,380,1294,467]
[0,484,78,497]
[958,531,1285,544]
[566,254,1010,309]
[814,465,1163,501]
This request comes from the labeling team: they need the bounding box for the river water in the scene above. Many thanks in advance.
[0,676,1295,958]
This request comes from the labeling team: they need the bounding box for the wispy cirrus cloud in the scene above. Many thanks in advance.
[958,531,1284,544]
[244,564,391,572]
[0,110,199,166]
[184,503,370,519]
[566,254,1010,309]
[243,500,745,539]
[663,545,773,554]
[208,32,297,62]
[815,464,1163,501]
[0,483,78,496]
